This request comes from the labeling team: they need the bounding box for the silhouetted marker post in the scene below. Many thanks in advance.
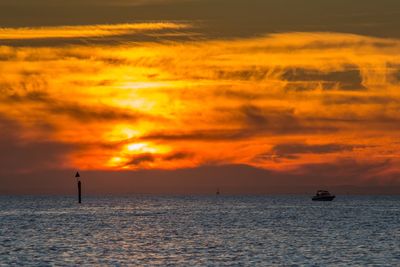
[75,172,81,203]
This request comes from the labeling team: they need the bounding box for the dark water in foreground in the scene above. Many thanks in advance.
[0,196,399,266]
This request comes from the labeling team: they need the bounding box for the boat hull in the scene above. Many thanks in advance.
[312,196,335,201]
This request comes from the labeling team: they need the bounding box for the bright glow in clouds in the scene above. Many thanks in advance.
[1,23,400,184]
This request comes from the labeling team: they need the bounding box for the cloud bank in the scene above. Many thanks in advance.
[1,23,400,192]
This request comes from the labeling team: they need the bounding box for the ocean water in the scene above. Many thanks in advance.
[0,196,399,266]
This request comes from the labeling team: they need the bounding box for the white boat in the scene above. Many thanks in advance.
[312,190,335,201]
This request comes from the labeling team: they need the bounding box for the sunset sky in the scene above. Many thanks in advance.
[1,0,400,194]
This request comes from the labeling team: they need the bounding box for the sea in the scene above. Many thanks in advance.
[0,195,399,266]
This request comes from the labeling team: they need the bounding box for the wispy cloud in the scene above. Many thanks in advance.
[0,22,189,40]
[0,0,194,7]
[1,28,400,184]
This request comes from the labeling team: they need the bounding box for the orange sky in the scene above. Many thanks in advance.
[1,1,400,194]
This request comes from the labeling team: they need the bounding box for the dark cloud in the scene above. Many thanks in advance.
[0,30,199,47]
[142,105,337,142]
[0,0,400,41]
[0,88,162,122]
[215,68,269,81]
[294,158,391,182]
[0,0,188,7]
[282,68,366,91]
[5,90,50,103]
[254,153,299,163]
[283,82,322,92]
[0,116,78,174]
[0,72,49,97]
[240,105,271,126]
[141,129,253,142]
[125,153,155,166]
[46,102,145,122]
[214,87,260,100]
[254,143,366,163]
[0,115,20,140]
[394,70,400,83]
[124,151,193,166]
[163,151,193,161]
[321,95,395,105]
[273,143,358,155]
[238,105,337,135]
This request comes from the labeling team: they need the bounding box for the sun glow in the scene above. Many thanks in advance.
[105,125,141,142]
[1,26,400,178]
[108,156,124,167]
[126,142,156,153]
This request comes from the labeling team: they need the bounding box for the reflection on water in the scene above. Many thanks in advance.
[0,196,399,265]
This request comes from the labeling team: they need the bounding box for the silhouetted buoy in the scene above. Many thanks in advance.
[75,172,81,203]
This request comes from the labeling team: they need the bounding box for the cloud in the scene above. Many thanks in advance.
[272,143,358,155]
[122,151,193,168]
[293,158,392,183]
[1,30,400,181]
[282,67,366,91]
[254,153,299,163]
[0,22,189,40]
[1,2,400,193]
[6,90,50,103]
[141,129,251,141]
[46,102,158,122]
[237,105,338,135]
[254,143,361,164]
[125,153,155,166]
[1,90,162,123]
[163,151,193,161]
[0,116,78,174]
[0,0,194,7]
[214,67,270,81]
[321,95,395,105]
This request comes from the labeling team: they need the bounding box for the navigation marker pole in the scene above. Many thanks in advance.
[75,172,82,203]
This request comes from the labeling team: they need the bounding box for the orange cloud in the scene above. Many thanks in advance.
[1,27,400,183]
[0,22,189,40]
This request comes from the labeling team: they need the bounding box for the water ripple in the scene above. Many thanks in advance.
[0,196,399,266]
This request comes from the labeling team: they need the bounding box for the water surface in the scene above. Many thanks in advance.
[1,196,399,266]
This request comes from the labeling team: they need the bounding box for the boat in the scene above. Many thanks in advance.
[312,190,335,201]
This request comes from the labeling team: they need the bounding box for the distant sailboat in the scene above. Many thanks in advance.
[216,188,220,195]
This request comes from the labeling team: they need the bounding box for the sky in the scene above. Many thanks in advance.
[1,0,400,194]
